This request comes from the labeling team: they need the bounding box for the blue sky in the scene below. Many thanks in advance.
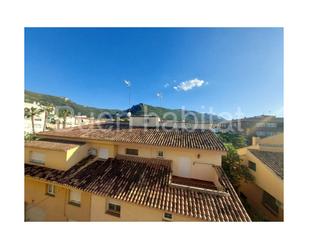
[25,28,283,118]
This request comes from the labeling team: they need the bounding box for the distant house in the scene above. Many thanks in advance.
[237,133,283,221]
[129,115,212,129]
[24,121,251,222]
[129,115,161,127]
[217,115,283,139]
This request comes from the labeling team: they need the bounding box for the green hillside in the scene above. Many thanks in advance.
[25,90,121,117]
[126,103,225,123]
[25,90,224,122]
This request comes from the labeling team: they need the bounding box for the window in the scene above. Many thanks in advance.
[106,202,121,217]
[248,161,256,171]
[163,212,173,221]
[256,122,265,128]
[68,190,81,206]
[46,184,55,196]
[157,151,164,158]
[262,191,279,215]
[125,148,138,156]
[266,123,277,128]
[256,131,266,137]
[30,152,45,165]
[265,131,273,136]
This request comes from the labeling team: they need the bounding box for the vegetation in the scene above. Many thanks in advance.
[40,103,54,131]
[217,132,248,149]
[240,199,265,221]
[58,109,73,128]
[24,107,44,134]
[126,103,225,122]
[25,90,225,122]
[24,133,38,141]
[222,143,254,189]
[25,90,121,118]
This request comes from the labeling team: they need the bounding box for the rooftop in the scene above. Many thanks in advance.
[248,149,284,178]
[25,139,85,152]
[38,123,226,151]
[25,155,250,221]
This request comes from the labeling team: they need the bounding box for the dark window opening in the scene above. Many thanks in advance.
[126,148,138,156]
[163,212,173,220]
[262,191,279,215]
[248,161,256,171]
[106,203,121,217]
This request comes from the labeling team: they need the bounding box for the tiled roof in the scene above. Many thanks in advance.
[25,155,250,221]
[25,139,85,152]
[248,149,283,178]
[38,124,226,151]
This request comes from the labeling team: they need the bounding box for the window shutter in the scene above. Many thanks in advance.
[70,191,81,202]
[30,152,45,164]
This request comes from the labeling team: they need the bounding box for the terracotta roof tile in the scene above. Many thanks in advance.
[38,124,226,151]
[25,155,250,221]
[25,139,85,152]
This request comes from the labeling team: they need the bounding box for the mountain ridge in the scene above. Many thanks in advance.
[25,90,225,123]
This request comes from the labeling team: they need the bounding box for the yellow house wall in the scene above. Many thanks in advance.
[87,141,117,158]
[259,133,283,145]
[66,144,89,167]
[25,177,66,221]
[25,177,200,221]
[25,147,67,170]
[37,135,225,167]
[247,133,283,152]
[239,181,284,221]
[90,195,199,221]
[117,143,225,182]
[238,149,283,203]
[25,144,89,171]
[258,145,283,152]
[25,178,91,221]
[64,189,92,221]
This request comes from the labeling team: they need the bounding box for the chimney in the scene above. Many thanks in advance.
[252,136,260,146]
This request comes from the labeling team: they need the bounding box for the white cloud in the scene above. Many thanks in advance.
[164,83,169,88]
[123,80,131,87]
[173,78,206,91]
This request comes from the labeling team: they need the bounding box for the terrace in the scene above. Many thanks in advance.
[171,176,217,190]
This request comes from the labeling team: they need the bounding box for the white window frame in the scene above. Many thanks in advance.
[30,151,45,165]
[163,212,173,221]
[106,202,121,217]
[68,190,81,206]
[46,184,55,196]
[157,151,164,158]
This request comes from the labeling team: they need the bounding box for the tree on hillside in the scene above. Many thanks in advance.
[24,107,44,134]
[222,143,254,189]
[58,109,72,128]
[40,103,54,131]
